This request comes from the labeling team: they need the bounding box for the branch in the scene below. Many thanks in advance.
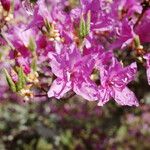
[0,30,15,50]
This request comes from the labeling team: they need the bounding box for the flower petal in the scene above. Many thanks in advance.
[98,87,110,106]
[73,79,98,101]
[48,78,72,99]
[144,54,150,85]
[113,87,139,106]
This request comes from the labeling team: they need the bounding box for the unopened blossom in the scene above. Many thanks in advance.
[0,0,11,11]
[10,69,19,83]
[16,54,31,74]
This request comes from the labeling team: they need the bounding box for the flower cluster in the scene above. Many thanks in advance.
[0,0,150,106]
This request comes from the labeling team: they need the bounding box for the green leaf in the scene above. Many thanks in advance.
[4,68,17,92]
[79,15,86,38]
[10,0,15,14]
[16,67,26,91]
[134,35,141,48]
[79,12,91,39]
[28,37,36,52]
[85,11,91,35]
[30,0,38,3]
[21,67,26,86]
[45,19,52,33]
[31,52,37,71]
[117,125,128,142]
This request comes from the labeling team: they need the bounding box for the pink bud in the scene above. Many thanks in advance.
[10,69,19,83]
[16,54,31,75]
[1,0,11,11]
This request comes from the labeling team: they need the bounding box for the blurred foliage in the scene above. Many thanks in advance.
[0,96,150,150]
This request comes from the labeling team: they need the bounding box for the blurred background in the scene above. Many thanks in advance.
[0,96,150,150]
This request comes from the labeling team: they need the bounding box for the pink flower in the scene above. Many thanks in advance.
[135,10,150,43]
[143,53,150,85]
[27,0,52,29]
[48,45,98,101]
[80,0,100,22]
[109,19,135,50]
[98,58,139,106]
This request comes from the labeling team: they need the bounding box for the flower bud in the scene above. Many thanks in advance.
[16,53,31,74]
[10,69,19,83]
[0,0,11,12]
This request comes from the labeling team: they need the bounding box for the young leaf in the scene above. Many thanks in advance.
[4,68,17,92]
[16,67,26,91]
[28,37,36,52]
[79,15,86,38]
[85,11,91,35]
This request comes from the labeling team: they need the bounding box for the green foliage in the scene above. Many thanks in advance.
[30,0,38,3]
[4,68,17,92]
[28,37,36,52]
[16,67,26,91]
[79,11,91,39]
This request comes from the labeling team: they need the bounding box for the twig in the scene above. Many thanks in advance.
[0,30,15,50]
[34,94,47,97]
[134,0,150,29]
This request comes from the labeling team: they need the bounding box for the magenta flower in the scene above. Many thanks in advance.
[80,0,100,22]
[98,58,139,106]
[144,53,150,85]
[109,19,135,50]
[48,45,98,101]
[135,10,150,43]
[112,0,142,19]
[2,0,149,107]
[6,25,36,57]
[27,0,52,29]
